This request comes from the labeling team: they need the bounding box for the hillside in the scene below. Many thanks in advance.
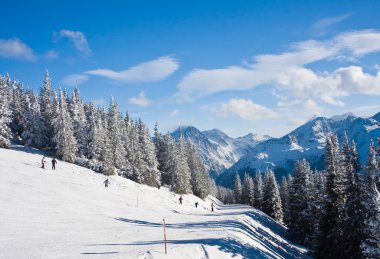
[0,146,309,259]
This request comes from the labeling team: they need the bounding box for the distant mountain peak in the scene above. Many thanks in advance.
[330,112,356,122]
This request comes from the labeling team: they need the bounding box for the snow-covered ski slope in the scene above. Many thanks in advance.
[0,146,309,259]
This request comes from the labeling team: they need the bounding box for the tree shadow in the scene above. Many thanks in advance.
[81,252,119,255]
[111,215,309,258]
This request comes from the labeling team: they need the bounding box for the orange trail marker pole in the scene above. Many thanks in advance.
[163,218,167,254]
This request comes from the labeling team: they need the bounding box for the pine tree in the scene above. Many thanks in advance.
[10,80,25,141]
[254,172,263,209]
[341,137,365,258]
[39,70,54,148]
[107,97,126,169]
[84,103,102,160]
[136,119,159,186]
[170,130,192,194]
[318,134,346,258]
[262,169,283,222]
[280,176,290,225]
[53,89,77,163]
[360,141,380,258]
[234,173,242,203]
[0,75,12,148]
[187,142,211,199]
[159,134,176,186]
[288,159,314,245]
[22,91,46,148]
[70,87,87,157]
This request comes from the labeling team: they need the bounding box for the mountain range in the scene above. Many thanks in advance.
[172,112,380,187]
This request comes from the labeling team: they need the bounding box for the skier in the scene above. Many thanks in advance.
[211,202,215,212]
[104,179,109,187]
[179,196,183,205]
[41,156,46,169]
[195,201,198,208]
[51,158,57,170]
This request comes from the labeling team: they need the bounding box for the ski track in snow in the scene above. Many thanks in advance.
[0,146,309,259]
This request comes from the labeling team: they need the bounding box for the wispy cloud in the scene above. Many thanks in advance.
[61,74,89,86]
[169,109,180,117]
[206,98,277,121]
[44,49,59,59]
[311,13,351,36]
[56,29,91,55]
[0,38,36,61]
[85,56,179,83]
[176,30,380,108]
[128,91,151,107]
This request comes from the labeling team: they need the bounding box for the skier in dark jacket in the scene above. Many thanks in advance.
[179,196,183,205]
[51,158,57,170]
[41,156,46,169]
[104,179,109,187]
[211,202,215,212]
[195,201,199,208]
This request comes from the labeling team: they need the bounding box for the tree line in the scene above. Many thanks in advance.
[0,71,213,199]
[225,134,380,258]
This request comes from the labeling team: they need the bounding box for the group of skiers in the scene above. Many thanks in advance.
[179,196,215,212]
[41,156,57,170]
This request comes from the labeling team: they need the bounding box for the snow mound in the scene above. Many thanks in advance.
[0,146,309,259]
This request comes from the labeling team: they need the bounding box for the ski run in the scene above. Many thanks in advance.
[0,146,309,259]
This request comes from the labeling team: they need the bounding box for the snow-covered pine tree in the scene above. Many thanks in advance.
[39,70,54,149]
[340,137,365,258]
[159,134,176,186]
[254,172,263,209]
[153,122,167,175]
[70,87,87,157]
[288,159,314,246]
[10,80,25,141]
[22,91,46,148]
[280,176,291,225]
[360,141,380,258]
[234,173,242,204]
[170,129,192,194]
[262,169,283,222]
[82,103,101,163]
[186,142,211,199]
[107,97,126,170]
[98,106,114,175]
[0,75,12,148]
[318,134,346,258]
[242,173,250,205]
[136,119,159,186]
[53,89,77,163]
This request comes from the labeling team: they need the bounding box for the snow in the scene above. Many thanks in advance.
[0,146,309,259]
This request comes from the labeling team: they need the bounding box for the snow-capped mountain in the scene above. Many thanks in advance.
[217,112,380,186]
[171,127,271,177]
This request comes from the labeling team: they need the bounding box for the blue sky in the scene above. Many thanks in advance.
[1,0,380,137]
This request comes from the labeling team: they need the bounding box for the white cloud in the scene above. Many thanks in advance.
[44,49,59,59]
[0,38,36,61]
[128,91,151,107]
[176,30,380,107]
[209,98,277,121]
[312,14,351,36]
[61,74,89,86]
[57,29,91,55]
[169,109,180,117]
[86,56,179,83]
